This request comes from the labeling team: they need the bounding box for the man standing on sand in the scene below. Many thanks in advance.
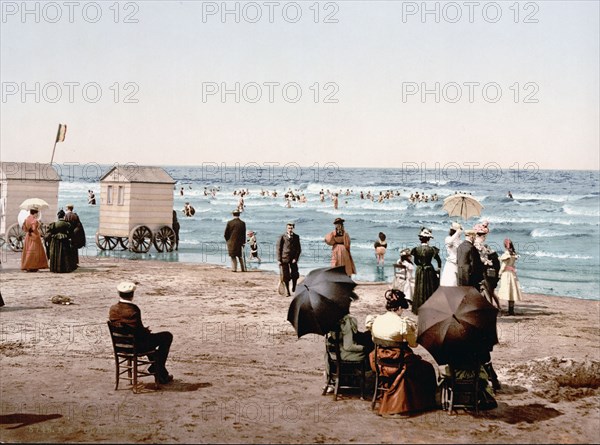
[224,210,247,272]
[277,222,302,297]
[457,229,485,288]
[108,281,174,384]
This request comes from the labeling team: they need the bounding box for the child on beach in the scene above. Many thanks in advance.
[374,232,387,265]
[392,248,415,301]
[247,231,261,263]
[498,238,523,315]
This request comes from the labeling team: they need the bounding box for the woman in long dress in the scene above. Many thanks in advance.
[410,227,441,314]
[21,208,48,272]
[440,222,462,286]
[324,218,356,276]
[46,213,75,273]
[497,238,523,315]
[367,292,437,417]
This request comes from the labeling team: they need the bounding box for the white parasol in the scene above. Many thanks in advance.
[442,193,483,221]
[19,198,50,211]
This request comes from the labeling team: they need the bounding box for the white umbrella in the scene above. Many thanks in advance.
[18,209,43,226]
[442,193,483,221]
[19,198,49,211]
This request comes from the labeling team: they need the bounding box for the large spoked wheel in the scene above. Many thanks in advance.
[7,223,25,252]
[118,237,129,250]
[129,225,153,253]
[95,233,118,251]
[153,226,176,253]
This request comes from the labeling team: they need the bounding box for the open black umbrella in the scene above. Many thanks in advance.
[287,266,357,338]
[417,286,498,365]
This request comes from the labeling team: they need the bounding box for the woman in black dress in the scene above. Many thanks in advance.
[410,227,442,314]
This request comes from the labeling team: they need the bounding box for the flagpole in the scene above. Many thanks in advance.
[50,140,58,165]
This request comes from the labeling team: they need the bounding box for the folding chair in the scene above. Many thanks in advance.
[323,328,367,401]
[107,321,159,393]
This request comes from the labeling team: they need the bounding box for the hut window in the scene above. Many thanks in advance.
[118,186,125,205]
[107,185,113,205]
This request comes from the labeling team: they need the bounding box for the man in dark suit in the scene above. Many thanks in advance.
[108,282,174,384]
[277,222,302,296]
[457,229,484,288]
[224,210,247,272]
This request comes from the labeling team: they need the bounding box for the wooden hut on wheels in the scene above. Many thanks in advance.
[96,165,176,253]
[0,162,61,251]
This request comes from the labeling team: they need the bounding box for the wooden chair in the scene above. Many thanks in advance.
[323,328,367,401]
[107,321,159,393]
[370,342,406,410]
[439,360,481,414]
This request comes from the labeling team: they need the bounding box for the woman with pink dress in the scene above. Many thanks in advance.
[21,208,48,272]
[324,218,356,276]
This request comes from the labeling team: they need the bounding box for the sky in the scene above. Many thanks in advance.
[1,0,598,170]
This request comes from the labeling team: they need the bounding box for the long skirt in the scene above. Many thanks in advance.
[412,266,439,314]
[21,233,48,271]
[440,261,458,286]
[497,271,523,302]
[49,236,75,273]
[370,347,437,416]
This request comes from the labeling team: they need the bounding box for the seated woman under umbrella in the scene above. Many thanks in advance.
[365,291,437,417]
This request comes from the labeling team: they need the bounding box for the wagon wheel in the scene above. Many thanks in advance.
[95,233,118,251]
[7,223,25,252]
[118,237,129,250]
[153,226,176,253]
[129,225,153,253]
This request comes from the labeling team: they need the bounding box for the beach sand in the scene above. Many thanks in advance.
[1,251,599,443]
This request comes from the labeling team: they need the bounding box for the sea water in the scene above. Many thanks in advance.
[54,164,599,301]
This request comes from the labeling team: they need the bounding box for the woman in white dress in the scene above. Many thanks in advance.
[497,238,523,315]
[440,222,462,286]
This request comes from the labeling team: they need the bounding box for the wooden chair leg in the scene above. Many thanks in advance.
[114,357,120,390]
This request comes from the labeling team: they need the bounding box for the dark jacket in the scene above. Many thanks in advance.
[277,233,301,263]
[224,217,246,256]
[64,211,86,249]
[457,240,485,287]
[108,301,151,341]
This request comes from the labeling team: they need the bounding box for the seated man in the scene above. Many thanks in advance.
[108,282,174,384]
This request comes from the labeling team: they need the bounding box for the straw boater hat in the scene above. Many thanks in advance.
[117,281,136,294]
[465,229,477,236]
[287,221,295,227]
[232,210,241,216]
[419,227,433,238]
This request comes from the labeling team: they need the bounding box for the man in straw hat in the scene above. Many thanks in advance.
[224,210,247,272]
[277,222,302,296]
[457,228,485,288]
[108,282,174,384]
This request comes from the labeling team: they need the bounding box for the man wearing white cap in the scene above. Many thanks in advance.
[108,282,174,384]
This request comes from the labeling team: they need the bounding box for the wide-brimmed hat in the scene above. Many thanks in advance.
[451,222,462,231]
[117,282,137,294]
[473,223,489,235]
[419,227,433,238]
[333,217,345,225]
[247,230,255,236]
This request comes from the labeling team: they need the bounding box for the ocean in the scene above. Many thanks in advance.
[55,164,599,301]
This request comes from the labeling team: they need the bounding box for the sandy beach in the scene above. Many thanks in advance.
[1,251,599,444]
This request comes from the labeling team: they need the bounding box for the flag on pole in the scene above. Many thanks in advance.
[55,124,67,143]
